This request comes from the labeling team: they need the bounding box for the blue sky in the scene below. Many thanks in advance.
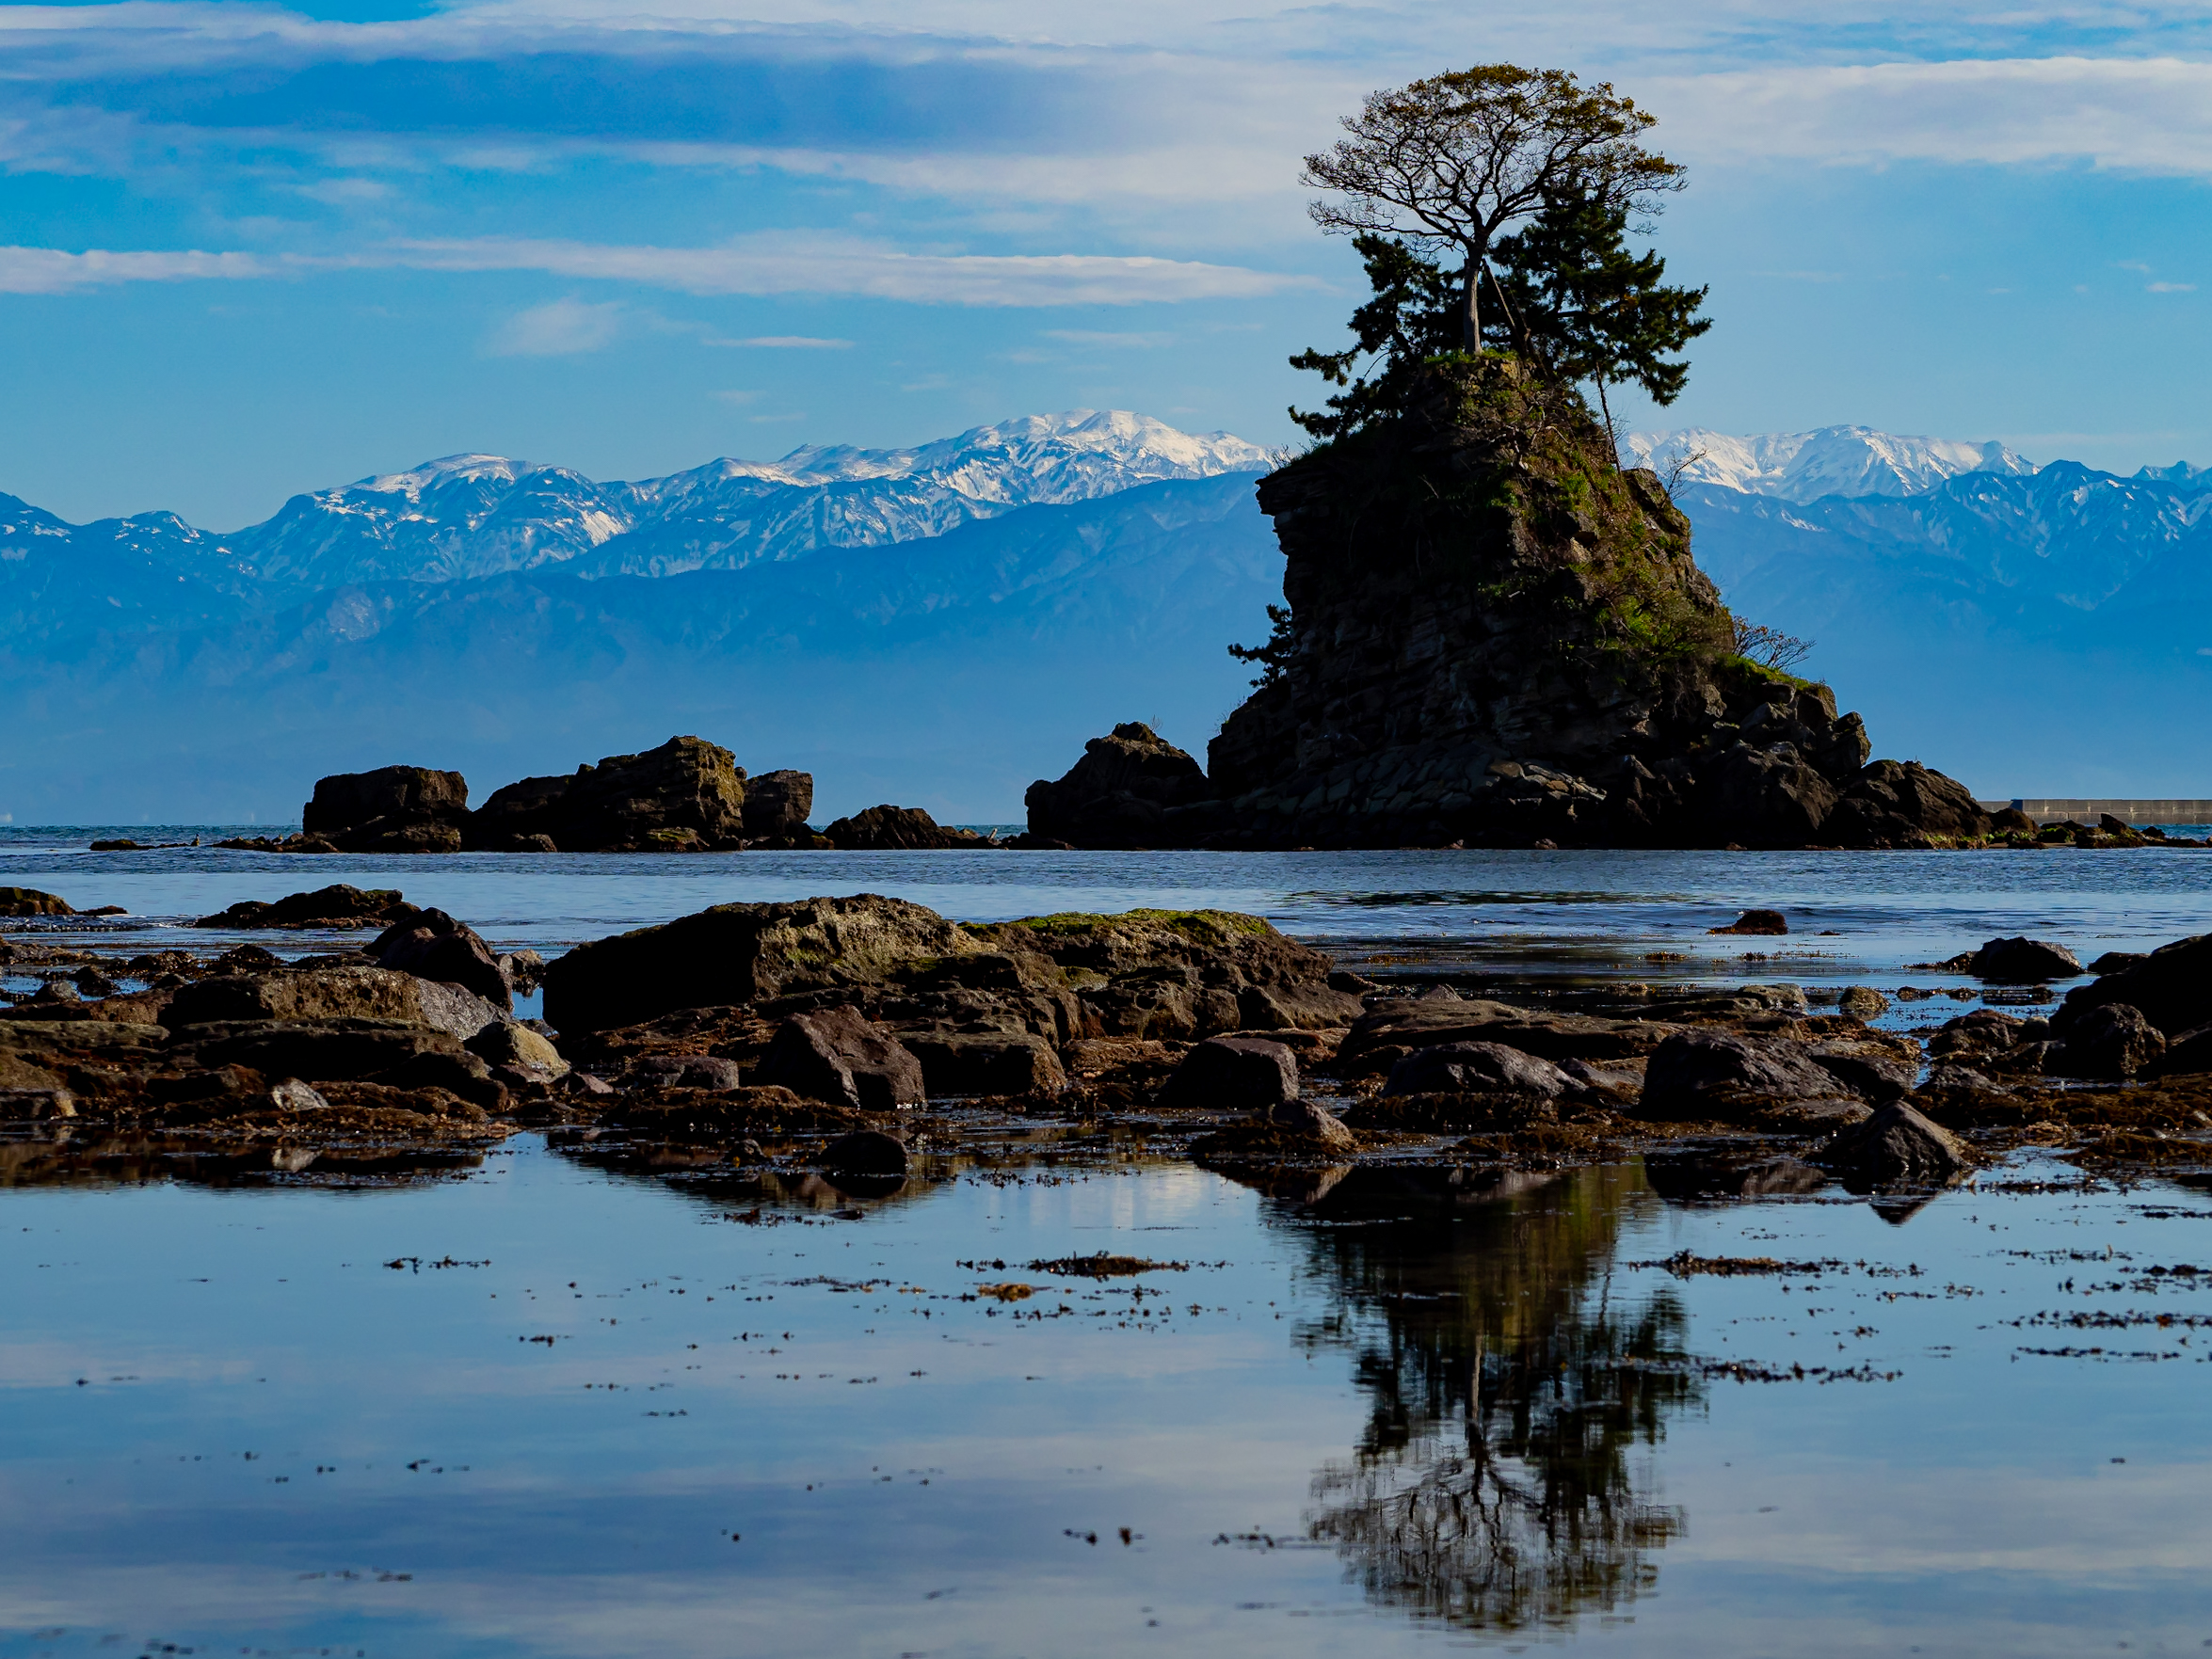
[4,0,2212,526]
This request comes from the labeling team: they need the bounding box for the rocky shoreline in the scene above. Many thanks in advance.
[5,885,2210,1202]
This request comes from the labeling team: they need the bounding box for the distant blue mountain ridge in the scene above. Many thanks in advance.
[1,414,2205,823]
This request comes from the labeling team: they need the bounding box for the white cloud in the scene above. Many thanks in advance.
[2148,280,2197,292]
[710,334,854,348]
[0,245,274,295]
[485,295,626,355]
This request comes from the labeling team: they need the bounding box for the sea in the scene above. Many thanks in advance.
[2,830,2210,1657]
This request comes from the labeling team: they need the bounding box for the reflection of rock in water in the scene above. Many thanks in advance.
[1279,1164,1696,1634]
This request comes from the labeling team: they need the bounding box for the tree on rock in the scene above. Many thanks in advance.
[1302,65,1684,355]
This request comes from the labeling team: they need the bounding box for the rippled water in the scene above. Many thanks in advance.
[2,1142,2210,1657]
[6,828,2212,990]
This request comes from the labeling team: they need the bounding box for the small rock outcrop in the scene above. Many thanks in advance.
[823,806,983,851]
[1022,366,1991,850]
[2056,933,2212,1039]
[1026,724,1211,850]
[0,887,74,917]
[302,766,470,853]
[193,885,418,931]
[469,736,751,852]
[1967,937,2084,981]
[757,1007,927,1110]
[1161,1035,1299,1110]
[1817,1101,1971,1186]
[368,908,514,1012]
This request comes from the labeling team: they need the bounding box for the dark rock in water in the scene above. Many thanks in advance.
[822,1129,909,1176]
[466,1021,568,1080]
[743,770,814,839]
[1805,1040,1915,1103]
[2088,951,2147,975]
[757,1006,926,1110]
[470,736,753,852]
[2150,1023,2212,1078]
[1644,1151,1829,1201]
[193,884,417,931]
[1637,1029,1855,1121]
[167,966,505,1040]
[2055,1003,2165,1080]
[369,909,513,1012]
[1025,723,1210,850]
[28,980,80,1005]
[1343,997,1678,1066]
[1261,1099,1357,1150]
[0,887,75,917]
[2057,933,2212,1039]
[213,944,285,974]
[1383,1041,1575,1098]
[1838,985,1890,1019]
[1969,936,2084,981]
[823,805,982,851]
[627,1054,748,1092]
[1709,909,1787,935]
[1162,1035,1299,1110]
[543,895,982,1033]
[1926,1008,2027,1059]
[1817,1101,1971,1186]
[1990,806,2040,835]
[899,1030,1066,1097]
[1020,368,1978,851]
[302,766,471,853]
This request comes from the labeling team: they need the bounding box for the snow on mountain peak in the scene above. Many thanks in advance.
[1621,425,2037,502]
[357,454,549,499]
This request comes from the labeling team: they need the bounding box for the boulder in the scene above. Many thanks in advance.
[756,1006,926,1110]
[1343,998,1679,1065]
[823,806,982,850]
[466,1021,569,1079]
[1990,806,2039,835]
[470,736,748,852]
[1235,981,1365,1030]
[2149,1024,2212,1079]
[2057,933,2212,1038]
[170,1019,484,1085]
[1927,1009,2026,1060]
[1823,760,1993,847]
[2055,1003,2165,1080]
[897,1030,1066,1097]
[193,885,418,931]
[301,766,471,853]
[1805,1039,1915,1103]
[1708,909,1787,935]
[0,887,73,917]
[1817,1101,1971,1186]
[1838,985,1890,1020]
[822,1129,910,1176]
[1024,723,1211,850]
[1637,1029,1858,1121]
[369,909,513,1011]
[166,966,505,1040]
[542,895,983,1033]
[743,770,815,839]
[1161,1036,1299,1110]
[1383,1041,1577,1097]
[1968,937,2084,981]
[1261,1098,1357,1151]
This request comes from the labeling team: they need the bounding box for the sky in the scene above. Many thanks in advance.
[4,0,2212,527]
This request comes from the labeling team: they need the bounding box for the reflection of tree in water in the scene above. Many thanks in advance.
[1287,1165,1697,1633]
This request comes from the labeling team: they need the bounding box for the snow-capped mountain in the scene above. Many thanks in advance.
[201,410,1272,594]
[1621,425,2036,502]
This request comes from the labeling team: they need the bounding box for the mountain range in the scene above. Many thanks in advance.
[2,415,2207,822]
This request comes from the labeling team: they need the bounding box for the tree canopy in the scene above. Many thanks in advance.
[1303,65,1683,349]
[1290,66,1708,443]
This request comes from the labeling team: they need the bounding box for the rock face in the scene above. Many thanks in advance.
[757,1007,927,1110]
[823,806,984,851]
[469,736,753,852]
[302,767,470,853]
[369,909,514,1012]
[1026,724,1210,850]
[1818,1101,1971,1186]
[0,888,74,917]
[1383,1040,1576,1098]
[744,770,815,839]
[1161,1035,1299,1110]
[1023,367,1990,850]
[2057,934,2212,1039]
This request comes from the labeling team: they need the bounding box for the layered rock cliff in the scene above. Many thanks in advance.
[1028,364,1990,850]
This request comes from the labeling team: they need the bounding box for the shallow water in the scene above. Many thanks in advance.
[3,1141,2210,1657]
[6,830,2212,993]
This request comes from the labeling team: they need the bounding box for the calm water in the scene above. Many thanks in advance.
[2,1143,2210,1657]
[6,828,2212,991]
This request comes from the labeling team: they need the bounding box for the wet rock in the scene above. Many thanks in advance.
[471,736,750,852]
[1643,1151,1829,1201]
[756,1007,926,1110]
[194,885,418,932]
[1637,1029,1859,1121]
[1816,1100,1971,1186]
[1023,723,1211,850]
[1927,1008,2028,1060]
[302,766,471,853]
[1344,999,1680,1066]
[1709,909,1787,935]
[1236,981,1362,1030]
[2057,933,2212,1039]
[1969,937,2084,981]
[170,1019,480,1086]
[167,968,505,1042]
[1261,1099,1357,1151]
[543,895,984,1033]
[628,1055,748,1092]
[497,949,547,994]
[0,1086,74,1120]
[1823,760,1993,847]
[898,1031,1066,1097]
[1383,1041,1577,1098]
[2055,1003,2165,1080]
[0,887,74,917]
[466,1022,569,1079]
[1838,985,1890,1020]
[822,1129,910,1176]
[823,805,983,851]
[369,909,513,1011]
[2088,951,2147,975]
[28,980,80,1005]
[1162,1036,1299,1110]
[1806,1040,1916,1104]
[269,1077,330,1113]
[2149,1025,2212,1079]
